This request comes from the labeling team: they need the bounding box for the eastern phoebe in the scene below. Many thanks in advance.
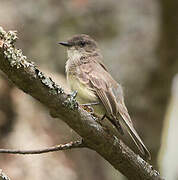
[59,34,151,160]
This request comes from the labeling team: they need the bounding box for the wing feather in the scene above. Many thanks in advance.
[75,59,151,159]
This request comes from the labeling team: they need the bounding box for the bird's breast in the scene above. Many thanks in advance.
[67,74,97,104]
[67,74,106,116]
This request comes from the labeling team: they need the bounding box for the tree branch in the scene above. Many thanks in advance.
[0,27,164,180]
[0,140,84,154]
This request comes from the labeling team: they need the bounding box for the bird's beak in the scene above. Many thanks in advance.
[58,41,71,47]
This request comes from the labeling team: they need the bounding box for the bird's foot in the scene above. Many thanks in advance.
[80,102,99,114]
[63,91,78,110]
[80,104,94,113]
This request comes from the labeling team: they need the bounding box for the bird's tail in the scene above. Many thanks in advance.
[118,110,151,160]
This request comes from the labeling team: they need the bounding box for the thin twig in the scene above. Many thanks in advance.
[0,139,84,155]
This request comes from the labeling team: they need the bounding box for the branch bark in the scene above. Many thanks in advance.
[0,27,164,180]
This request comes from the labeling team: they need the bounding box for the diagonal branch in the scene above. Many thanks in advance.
[0,27,164,180]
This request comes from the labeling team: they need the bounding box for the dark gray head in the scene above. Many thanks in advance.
[59,34,99,54]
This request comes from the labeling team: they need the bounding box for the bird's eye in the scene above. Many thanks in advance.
[79,41,86,47]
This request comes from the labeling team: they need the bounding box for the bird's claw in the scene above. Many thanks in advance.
[80,104,94,113]
[80,102,99,114]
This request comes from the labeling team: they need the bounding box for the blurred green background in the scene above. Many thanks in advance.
[0,0,178,180]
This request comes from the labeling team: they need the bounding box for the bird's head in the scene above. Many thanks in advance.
[59,34,99,59]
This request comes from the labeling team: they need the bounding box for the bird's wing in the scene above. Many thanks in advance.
[77,60,125,134]
[78,60,122,115]
[77,60,114,115]
[77,61,151,160]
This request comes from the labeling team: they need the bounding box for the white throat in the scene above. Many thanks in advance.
[65,48,83,74]
[67,48,82,61]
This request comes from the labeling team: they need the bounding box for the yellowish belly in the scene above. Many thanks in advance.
[68,75,106,116]
[68,75,97,103]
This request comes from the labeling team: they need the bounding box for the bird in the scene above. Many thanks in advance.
[59,34,151,160]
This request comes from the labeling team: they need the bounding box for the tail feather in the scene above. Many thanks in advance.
[119,112,151,160]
